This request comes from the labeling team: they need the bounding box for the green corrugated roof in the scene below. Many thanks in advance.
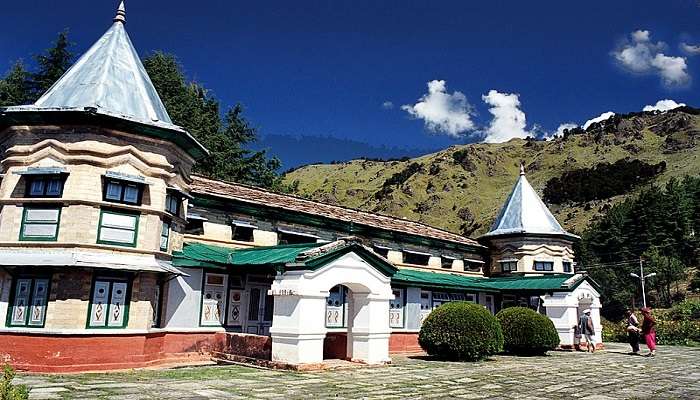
[174,242,589,293]
[391,268,584,293]
[391,269,492,292]
[172,242,323,269]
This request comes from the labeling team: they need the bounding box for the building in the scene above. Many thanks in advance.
[0,3,601,372]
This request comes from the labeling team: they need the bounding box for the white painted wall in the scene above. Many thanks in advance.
[163,267,203,328]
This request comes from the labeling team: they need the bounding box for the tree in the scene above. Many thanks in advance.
[142,52,282,188]
[0,61,31,106]
[30,30,73,99]
[643,248,687,307]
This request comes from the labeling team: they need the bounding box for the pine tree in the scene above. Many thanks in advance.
[31,30,73,100]
[142,52,281,188]
[0,61,31,106]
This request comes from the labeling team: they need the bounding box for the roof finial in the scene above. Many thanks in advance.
[114,1,126,24]
[519,163,525,176]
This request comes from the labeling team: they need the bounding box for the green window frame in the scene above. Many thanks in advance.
[160,220,170,251]
[86,277,131,329]
[97,209,140,247]
[6,276,51,328]
[19,206,61,242]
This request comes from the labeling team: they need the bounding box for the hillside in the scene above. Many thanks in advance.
[283,108,700,237]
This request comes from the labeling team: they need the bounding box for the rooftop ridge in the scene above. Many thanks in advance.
[190,174,484,248]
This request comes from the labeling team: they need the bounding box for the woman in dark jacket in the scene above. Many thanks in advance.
[641,307,657,357]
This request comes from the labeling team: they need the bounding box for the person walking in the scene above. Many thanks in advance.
[625,309,641,355]
[578,309,596,353]
[641,307,657,357]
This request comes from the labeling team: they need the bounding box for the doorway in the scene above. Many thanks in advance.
[246,285,273,335]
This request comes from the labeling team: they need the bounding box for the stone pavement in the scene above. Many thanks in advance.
[16,343,700,399]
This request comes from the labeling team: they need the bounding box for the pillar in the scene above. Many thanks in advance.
[347,292,392,364]
[269,294,327,364]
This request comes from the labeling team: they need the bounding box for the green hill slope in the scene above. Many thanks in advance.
[283,108,700,237]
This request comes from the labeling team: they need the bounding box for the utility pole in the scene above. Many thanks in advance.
[630,257,657,308]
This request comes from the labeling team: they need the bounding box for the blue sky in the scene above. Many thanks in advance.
[2,1,700,168]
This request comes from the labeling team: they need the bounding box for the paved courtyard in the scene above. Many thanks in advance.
[16,343,700,400]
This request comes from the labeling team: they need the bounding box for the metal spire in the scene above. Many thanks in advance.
[519,163,525,176]
[114,1,126,24]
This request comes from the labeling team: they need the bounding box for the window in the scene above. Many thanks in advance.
[403,251,430,266]
[420,291,432,324]
[26,175,65,197]
[165,193,180,215]
[87,278,131,328]
[389,288,405,328]
[151,281,163,328]
[534,261,554,272]
[97,210,139,247]
[372,245,390,258]
[563,261,572,273]
[231,221,256,242]
[185,214,206,235]
[201,273,227,326]
[441,257,454,269]
[20,206,61,241]
[278,230,318,245]
[103,179,143,205]
[7,277,50,327]
[160,220,170,251]
[326,285,347,328]
[464,259,484,272]
[500,261,517,273]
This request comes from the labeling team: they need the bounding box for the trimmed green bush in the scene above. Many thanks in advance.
[418,301,503,361]
[496,307,560,355]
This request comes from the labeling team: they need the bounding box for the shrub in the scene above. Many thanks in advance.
[496,307,560,355]
[602,317,628,343]
[1,364,29,400]
[669,300,700,321]
[418,302,503,361]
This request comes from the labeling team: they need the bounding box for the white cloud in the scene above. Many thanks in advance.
[381,101,394,110]
[481,90,532,143]
[401,80,475,137]
[612,30,690,87]
[642,99,686,112]
[680,42,700,55]
[583,111,615,130]
[542,123,578,141]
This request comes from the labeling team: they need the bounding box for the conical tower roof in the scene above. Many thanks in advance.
[481,165,579,240]
[2,2,209,160]
[34,2,172,125]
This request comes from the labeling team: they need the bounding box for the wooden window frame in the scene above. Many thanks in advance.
[86,276,132,329]
[165,193,180,216]
[25,175,65,198]
[19,205,61,242]
[534,261,554,272]
[97,209,140,248]
[5,275,52,328]
[160,219,170,252]
[102,179,144,206]
[563,261,573,273]
[500,261,517,273]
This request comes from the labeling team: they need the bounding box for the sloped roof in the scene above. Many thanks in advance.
[1,3,209,160]
[481,167,579,240]
[173,239,398,276]
[32,2,172,126]
[173,242,322,268]
[191,175,483,249]
[392,268,591,293]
